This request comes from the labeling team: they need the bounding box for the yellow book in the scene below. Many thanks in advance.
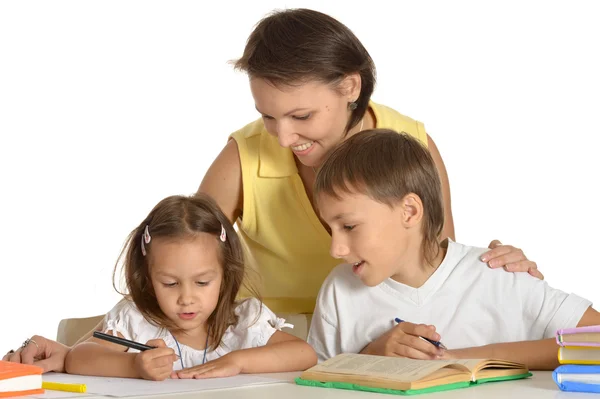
[296,353,531,395]
[559,346,600,365]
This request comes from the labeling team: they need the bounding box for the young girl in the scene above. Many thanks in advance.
[308,129,600,370]
[65,194,317,381]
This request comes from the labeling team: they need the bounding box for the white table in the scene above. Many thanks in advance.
[55,371,591,399]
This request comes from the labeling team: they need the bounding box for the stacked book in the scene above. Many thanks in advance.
[553,325,600,393]
[0,360,44,397]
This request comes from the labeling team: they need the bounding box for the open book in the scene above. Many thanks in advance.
[296,353,531,395]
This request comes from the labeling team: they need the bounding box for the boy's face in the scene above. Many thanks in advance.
[319,190,418,287]
[148,234,222,336]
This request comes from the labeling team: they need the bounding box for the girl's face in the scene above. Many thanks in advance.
[148,233,222,336]
[250,78,357,168]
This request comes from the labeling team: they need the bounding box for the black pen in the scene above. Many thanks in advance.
[93,331,155,351]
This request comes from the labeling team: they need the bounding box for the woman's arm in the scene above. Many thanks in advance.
[447,307,600,370]
[2,335,70,373]
[176,331,318,379]
[427,134,455,242]
[3,315,113,372]
[197,139,244,224]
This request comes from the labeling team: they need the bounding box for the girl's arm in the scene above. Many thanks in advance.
[176,331,317,379]
[447,306,600,370]
[234,330,318,373]
[65,334,138,378]
[65,332,178,381]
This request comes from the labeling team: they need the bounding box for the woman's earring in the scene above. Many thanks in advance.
[348,101,358,111]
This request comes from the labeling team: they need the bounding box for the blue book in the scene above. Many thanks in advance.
[553,364,600,393]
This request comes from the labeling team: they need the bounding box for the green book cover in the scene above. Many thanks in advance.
[295,372,533,396]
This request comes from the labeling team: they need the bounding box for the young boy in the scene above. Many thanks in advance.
[308,129,600,370]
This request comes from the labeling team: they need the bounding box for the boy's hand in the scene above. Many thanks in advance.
[361,322,445,360]
[175,353,243,379]
[134,339,177,381]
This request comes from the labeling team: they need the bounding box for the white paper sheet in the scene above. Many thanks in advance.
[29,372,288,398]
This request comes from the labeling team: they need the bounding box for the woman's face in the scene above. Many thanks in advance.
[250,78,355,168]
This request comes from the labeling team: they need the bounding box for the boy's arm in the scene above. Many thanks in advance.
[447,338,558,370]
[175,331,317,378]
[233,331,318,373]
[448,306,600,370]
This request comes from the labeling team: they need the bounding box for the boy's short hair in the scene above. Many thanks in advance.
[315,129,444,263]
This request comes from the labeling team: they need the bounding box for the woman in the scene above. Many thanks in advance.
[4,8,540,372]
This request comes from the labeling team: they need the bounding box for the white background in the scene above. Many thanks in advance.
[1,1,599,353]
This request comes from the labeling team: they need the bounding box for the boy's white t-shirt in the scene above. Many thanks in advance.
[102,298,292,370]
[308,239,591,362]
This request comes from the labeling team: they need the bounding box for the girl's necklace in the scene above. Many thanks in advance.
[171,329,210,368]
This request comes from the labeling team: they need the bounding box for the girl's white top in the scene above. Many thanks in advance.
[102,298,292,369]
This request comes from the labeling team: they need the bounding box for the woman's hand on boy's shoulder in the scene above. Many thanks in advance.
[481,240,544,280]
[174,353,243,379]
[360,322,445,360]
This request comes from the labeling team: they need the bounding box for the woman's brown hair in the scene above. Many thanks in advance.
[113,193,248,350]
[314,129,445,266]
[233,8,376,133]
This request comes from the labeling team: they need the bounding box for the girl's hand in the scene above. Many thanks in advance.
[2,335,69,373]
[134,339,177,381]
[175,353,243,379]
[361,322,445,360]
[481,240,544,280]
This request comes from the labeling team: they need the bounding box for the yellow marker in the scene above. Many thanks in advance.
[42,381,87,393]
